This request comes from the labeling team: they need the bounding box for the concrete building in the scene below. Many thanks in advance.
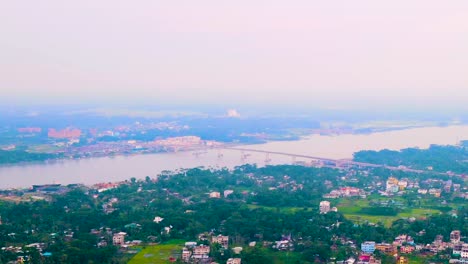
[386,177,399,193]
[319,201,331,214]
[181,248,191,262]
[361,241,376,254]
[227,258,242,264]
[450,230,461,243]
[453,243,463,256]
[193,245,210,255]
[461,244,468,259]
[209,192,221,199]
[212,235,229,249]
[375,243,397,255]
[112,232,127,246]
[224,190,234,198]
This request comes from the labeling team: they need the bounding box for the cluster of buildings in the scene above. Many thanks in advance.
[385,177,407,193]
[357,231,467,264]
[209,190,234,199]
[48,128,82,139]
[180,235,238,264]
[323,187,366,199]
[152,136,221,151]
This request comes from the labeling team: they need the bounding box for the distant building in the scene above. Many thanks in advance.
[450,230,461,243]
[209,192,221,199]
[320,201,331,214]
[361,241,376,254]
[153,216,164,223]
[193,245,210,255]
[397,256,408,264]
[185,242,197,248]
[400,246,415,254]
[453,243,463,256]
[181,248,192,262]
[112,232,126,246]
[386,177,399,193]
[224,190,234,198]
[227,258,242,264]
[461,244,468,259]
[398,180,408,190]
[48,128,81,139]
[375,243,397,255]
[212,235,229,249]
[18,127,42,133]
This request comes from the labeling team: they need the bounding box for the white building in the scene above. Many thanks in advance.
[224,190,234,198]
[450,230,461,243]
[461,244,468,259]
[112,232,127,246]
[209,192,221,198]
[193,245,210,255]
[320,201,331,214]
[153,216,164,223]
[227,258,242,264]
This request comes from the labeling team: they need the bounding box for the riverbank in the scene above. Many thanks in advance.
[0,125,466,189]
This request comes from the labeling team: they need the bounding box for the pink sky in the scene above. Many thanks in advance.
[1,1,467,108]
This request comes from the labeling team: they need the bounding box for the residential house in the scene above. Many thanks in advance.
[227,258,242,264]
[212,235,229,249]
[361,241,376,254]
[112,232,127,246]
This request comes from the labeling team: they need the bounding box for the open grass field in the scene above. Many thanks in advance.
[271,251,311,264]
[337,198,441,227]
[28,144,63,153]
[246,204,311,214]
[128,240,184,264]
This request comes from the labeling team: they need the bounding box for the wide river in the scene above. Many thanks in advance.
[1,125,467,189]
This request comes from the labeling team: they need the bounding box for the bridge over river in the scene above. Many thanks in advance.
[216,147,463,178]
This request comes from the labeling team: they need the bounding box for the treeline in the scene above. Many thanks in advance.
[353,144,468,174]
[0,149,61,165]
[0,165,466,263]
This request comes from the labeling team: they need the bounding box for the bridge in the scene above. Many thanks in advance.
[220,147,462,177]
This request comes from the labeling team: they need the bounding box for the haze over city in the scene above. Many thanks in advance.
[1,0,467,110]
[1,2,468,264]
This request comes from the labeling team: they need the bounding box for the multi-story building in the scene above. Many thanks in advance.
[361,241,376,254]
[320,201,331,214]
[400,246,415,254]
[461,244,468,259]
[450,230,461,243]
[112,232,127,246]
[181,248,191,262]
[375,243,397,255]
[453,243,463,256]
[212,235,229,249]
[386,177,399,193]
[193,245,210,255]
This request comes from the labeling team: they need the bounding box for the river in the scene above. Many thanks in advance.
[0,125,467,189]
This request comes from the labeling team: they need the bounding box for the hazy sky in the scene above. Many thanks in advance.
[1,1,467,109]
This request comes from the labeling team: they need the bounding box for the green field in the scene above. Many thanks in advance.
[337,198,441,227]
[246,204,311,214]
[128,240,184,264]
[271,251,311,264]
[28,144,63,153]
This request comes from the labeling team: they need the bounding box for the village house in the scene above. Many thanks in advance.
[212,235,229,249]
[112,232,127,246]
[227,258,242,264]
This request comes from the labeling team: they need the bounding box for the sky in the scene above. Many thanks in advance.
[1,1,467,110]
